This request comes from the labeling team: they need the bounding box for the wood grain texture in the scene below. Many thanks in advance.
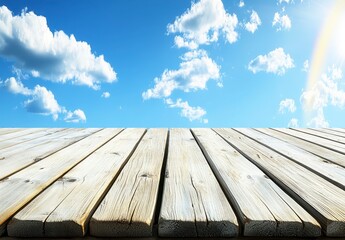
[294,128,345,144]
[158,129,238,238]
[0,128,122,236]
[192,128,320,237]
[237,128,345,190]
[90,129,168,237]
[0,129,24,136]
[311,128,345,138]
[257,128,345,168]
[0,129,43,142]
[276,128,345,154]
[0,128,100,180]
[215,128,345,237]
[8,128,145,237]
[0,128,66,150]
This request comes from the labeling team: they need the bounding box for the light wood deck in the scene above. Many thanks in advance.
[1,128,345,238]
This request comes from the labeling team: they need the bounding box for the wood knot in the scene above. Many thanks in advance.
[24,179,30,183]
[0,157,5,160]
[141,173,152,178]
[111,152,120,155]
[34,157,43,162]
[62,177,77,183]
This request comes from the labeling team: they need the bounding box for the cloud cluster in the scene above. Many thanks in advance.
[288,118,299,127]
[279,98,296,113]
[0,6,116,89]
[245,11,261,33]
[101,92,111,98]
[165,98,207,123]
[301,66,345,127]
[248,48,294,75]
[142,50,221,99]
[167,0,238,49]
[1,77,86,122]
[272,12,291,31]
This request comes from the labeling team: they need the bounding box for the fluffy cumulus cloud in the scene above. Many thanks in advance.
[248,48,294,75]
[101,91,110,98]
[2,77,31,95]
[279,98,296,113]
[245,11,261,33]
[301,66,345,127]
[167,0,238,49]
[64,109,86,123]
[239,1,245,8]
[142,50,221,99]
[279,0,291,3]
[165,98,207,123]
[1,77,86,122]
[272,12,292,31]
[0,6,116,89]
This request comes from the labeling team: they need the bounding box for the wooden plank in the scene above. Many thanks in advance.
[236,128,345,190]
[158,129,238,237]
[0,129,24,136]
[0,128,122,236]
[8,128,146,237]
[312,128,345,138]
[90,129,167,237]
[0,128,44,142]
[192,128,320,237]
[275,128,345,154]
[0,128,100,180]
[294,128,345,144]
[0,128,66,150]
[215,128,345,237]
[257,128,345,168]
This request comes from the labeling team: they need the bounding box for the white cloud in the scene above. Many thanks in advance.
[165,98,207,122]
[307,109,329,128]
[245,11,261,33]
[279,98,296,113]
[279,0,291,3]
[239,1,245,7]
[301,66,345,127]
[101,91,110,98]
[273,12,291,31]
[288,118,299,128]
[0,6,116,89]
[167,0,238,49]
[24,85,61,120]
[1,77,86,122]
[248,48,294,75]
[2,77,32,95]
[64,109,86,123]
[302,60,309,72]
[142,50,221,99]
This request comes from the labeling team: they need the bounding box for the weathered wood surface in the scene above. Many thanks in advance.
[90,129,168,237]
[275,128,345,154]
[0,128,66,150]
[215,128,345,237]
[0,128,25,136]
[237,128,345,190]
[8,128,144,237]
[192,128,320,237]
[257,128,345,168]
[295,128,345,144]
[158,129,238,237]
[0,128,100,180]
[1,128,345,238]
[0,129,122,235]
[0,128,43,142]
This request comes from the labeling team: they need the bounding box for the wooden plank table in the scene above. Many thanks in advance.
[1,128,345,238]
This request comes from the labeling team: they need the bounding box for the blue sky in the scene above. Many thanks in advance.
[0,0,345,127]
